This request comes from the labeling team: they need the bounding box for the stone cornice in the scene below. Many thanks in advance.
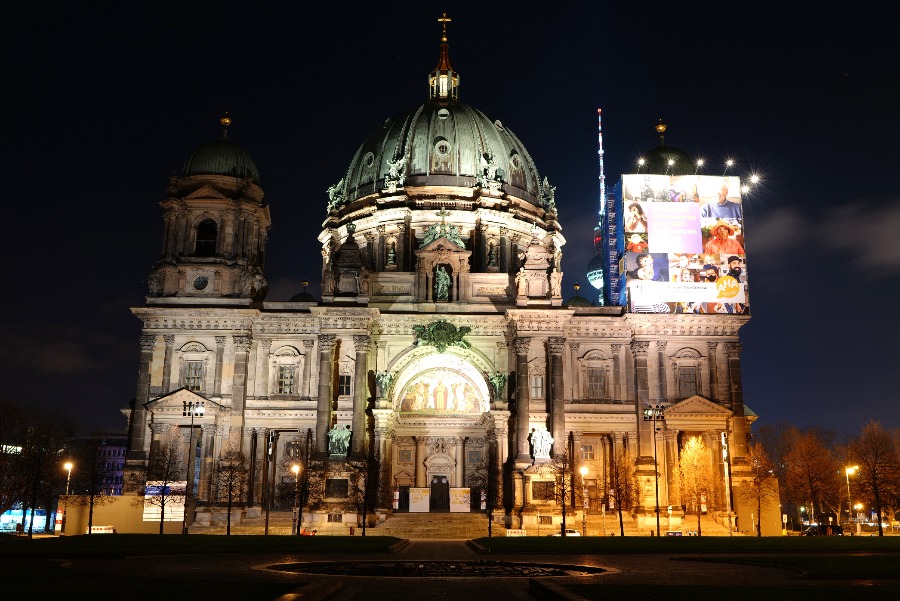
[132,308,256,332]
[625,313,748,337]
[373,314,508,337]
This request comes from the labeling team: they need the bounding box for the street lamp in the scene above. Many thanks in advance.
[61,461,73,535]
[182,400,205,535]
[291,464,301,535]
[643,404,665,537]
[845,466,859,523]
[579,465,588,536]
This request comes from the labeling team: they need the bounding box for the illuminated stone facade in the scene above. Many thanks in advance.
[124,28,755,533]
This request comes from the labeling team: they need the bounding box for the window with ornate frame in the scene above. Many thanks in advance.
[580,444,595,460]
[530,371,545,399]
[578,350,612,401]
[178,341,211,393]
[671,347,705,400]
[270,346,302,397]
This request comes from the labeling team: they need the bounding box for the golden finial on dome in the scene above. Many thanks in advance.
[656,118,666,145]
[574,282,581,293]
[301,279,309,290]
[220,113,232,139]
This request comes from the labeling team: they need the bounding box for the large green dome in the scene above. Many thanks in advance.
[334,98,545,208]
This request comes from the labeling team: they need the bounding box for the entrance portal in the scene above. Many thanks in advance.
[430,476,450,512]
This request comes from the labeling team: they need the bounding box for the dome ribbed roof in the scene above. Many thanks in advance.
[564,294,592,308]
[336,99,543,207]
[183,138,260,184]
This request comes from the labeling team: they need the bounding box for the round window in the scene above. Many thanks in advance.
[193,275,209,291]
[435,140,451,157]
[437,108,450,119]
[363,152,375,168]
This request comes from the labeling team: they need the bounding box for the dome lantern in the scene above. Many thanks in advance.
[429,13,459,100]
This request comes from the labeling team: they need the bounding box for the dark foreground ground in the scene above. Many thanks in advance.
[3,534,899,600]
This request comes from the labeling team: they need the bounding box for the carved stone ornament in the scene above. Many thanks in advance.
[327,178,346,211]
[514,337,531,355]
[412,319,471,352]
[317,334,337,353]
[375,371,395,398]
[724,342,743,358]
[487,371,508,399]
[233,335,252,352]
[547,337,566,355]
[140,335,157,351]
[631,341,649,357]
[353,334,371,353]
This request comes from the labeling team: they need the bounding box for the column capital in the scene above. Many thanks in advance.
[724,342,742,358]
[318,334,337,353]
[706,341,719,352]
[353,334,372,353]
[656,340,668,351]
[630,341,649,358]
[610,343,622,352]
[303,339,315,350]
[163,334,175,346]
[233,335,252,353]
[513,337,531,355]
[547,337,566,355]
[140,335,157,351]
[259,339,273,351]
[215,336,226,347]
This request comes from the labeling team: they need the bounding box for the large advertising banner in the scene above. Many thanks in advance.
[409,488,430,513]
[450,488,471,513]
[621,174,749,314]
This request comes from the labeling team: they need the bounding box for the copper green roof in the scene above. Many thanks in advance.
[183,138,260,184]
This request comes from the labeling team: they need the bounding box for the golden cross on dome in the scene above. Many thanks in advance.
[438,13,451,42]
[436,207,450,223]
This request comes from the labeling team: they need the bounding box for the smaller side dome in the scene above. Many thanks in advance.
[289,291,317,303]
[564,283,593,308]
[183,138,260,184]
[637,120,694,176]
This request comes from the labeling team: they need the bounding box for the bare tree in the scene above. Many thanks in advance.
[19,412,76,537]
[548,448,576,536]
[608,446,635,537]
[347,449,381,536]
[850,421,900,537]
[0,399,29,518]
[679,436,716,536]
[784,427,839,524]
[129,428,187,534]
[483,441,502,537]
[68,439,117,534]
[212,447,250,535]
[737,442,780,537]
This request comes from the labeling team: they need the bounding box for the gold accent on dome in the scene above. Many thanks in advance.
[438,12,451,42]
[221,113,232,128]
[655,119,666,134]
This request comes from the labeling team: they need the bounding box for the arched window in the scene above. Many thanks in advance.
[194,219,218,257]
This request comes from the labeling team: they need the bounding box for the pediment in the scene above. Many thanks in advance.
[145,387,226,416]
[665,395,733,417]
[184,185,228,200]
[418,237,469,253]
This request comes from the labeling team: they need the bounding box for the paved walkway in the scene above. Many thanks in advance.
[64,539,807,600]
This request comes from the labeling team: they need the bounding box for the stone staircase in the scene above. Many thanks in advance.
[368,512,496,539]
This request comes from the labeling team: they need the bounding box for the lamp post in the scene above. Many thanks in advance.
[579,465,588,536]
[182,400,204,535]
[845,466,858,524]
[642,404,665,537]
[61,462,73,535]
[291,464,301,535]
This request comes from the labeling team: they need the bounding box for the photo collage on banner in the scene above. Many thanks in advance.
[622,174,748,314]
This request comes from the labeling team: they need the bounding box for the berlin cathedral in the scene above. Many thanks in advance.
[124,19,758,534]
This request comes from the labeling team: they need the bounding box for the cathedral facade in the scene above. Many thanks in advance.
[124,26,755,533]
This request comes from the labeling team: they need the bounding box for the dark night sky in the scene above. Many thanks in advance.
[2,2,897,437]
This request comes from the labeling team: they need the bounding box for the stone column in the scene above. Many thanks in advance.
[161,335,175,393]
[232,335,252,425]
[454,438,464,487]
[514,337,532,463]
[567,342,580,400]
[600,435,610,502]
[415,437,427,487]
[664,429,680,508]
[547,337,566,455]
[127,334,156,463]
[610,343,622,401]
[725,342,749,460]
[315,334,337,454]
[258,339,272,399]
[397,223,407,272]
[706,342,719,401]
[499,227,509,272]
[213,336,225,397]
[302,340,315,398]
[631,341,652,458]
[655,341,668,402]
[352,335,371,455]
